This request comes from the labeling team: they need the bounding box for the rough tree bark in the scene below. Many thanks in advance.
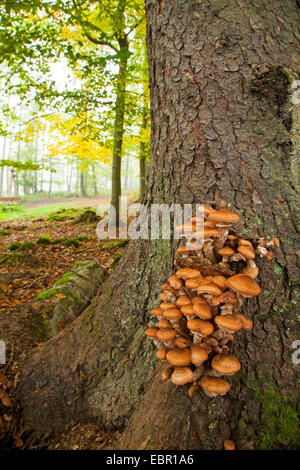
[17,0,300,450]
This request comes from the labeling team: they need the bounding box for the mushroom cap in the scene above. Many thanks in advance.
[171,367,194,386]
[175,222,201,233]
[212,276,227,290]
[161,283,177,295]
[176,268,201,279]
[217,291,238,305]
[166,348,191,366]
[226,274,261,297]
[157,328,177,342]
[176,295,192,307]
[224,440,235,450]
[207,209,240,223]
[162,366,174,381]
[242,266,259,279]
[238,245,255,259]
[198,205,215,216]
[238,239,253,247]
[185,277,203,289]
[193,302,212,320]
[150,307,164,317]
[168,275,184,289]
[160,302,176,310]
[156,348,169,360]
[197,283,223,296]
[204,220,217,228]
[159,292,170,302]
[181,304,195,316]
[157,319,173,329]
[199,228,221,238]
[187,318,214,336]
[163,307,183,320]
[215,315,242,332]
[190,344,208,365]
[191,296,208,305]
[234,314,253,331]
[200,375,231,395]
[211,354,241,375]
[175,336,192,348]
[145,327,159,338]
[188,384,201,398]
[218,247,235,257]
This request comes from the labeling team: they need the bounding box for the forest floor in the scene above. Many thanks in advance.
[0,195,113,220]
[0,206,128,449]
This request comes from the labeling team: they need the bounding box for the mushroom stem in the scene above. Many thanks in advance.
[203,239,217,263]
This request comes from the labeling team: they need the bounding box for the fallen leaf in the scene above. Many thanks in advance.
[55,293,66,299]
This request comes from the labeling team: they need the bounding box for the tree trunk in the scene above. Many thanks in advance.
[110,37,129,225]
[92,164,98,195]
[139,103,148,200]
[17,0,300,450]
[80,170,86,196]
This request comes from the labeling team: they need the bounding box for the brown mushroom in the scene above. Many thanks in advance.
[171,367,194,386]
[162,366,174,382]
[211,354,241,376]
[224,440,235,450]
[200,375,231,397]
[190,344,209,366]
[166,348,191,367]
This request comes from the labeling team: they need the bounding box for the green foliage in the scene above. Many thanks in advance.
[36,236,52,245]
[0,229,11,236]
[255,389,300,449]
[0,159,56,172]
[8,241,34,251]
[63,238,80,248]
[8,241,22,251]
[0,203,23,213]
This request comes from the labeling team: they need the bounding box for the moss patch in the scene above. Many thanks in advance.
[255,389,300,449]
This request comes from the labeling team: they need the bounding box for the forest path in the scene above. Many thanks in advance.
[22,195,111,210]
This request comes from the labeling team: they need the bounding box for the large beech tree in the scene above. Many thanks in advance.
[17,0,300,449]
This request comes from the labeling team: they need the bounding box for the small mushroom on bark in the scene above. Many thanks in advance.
[156,347,169,360]
[166,348,192,367]
[200,375,230,397]
[224,440,235,450]
[187,318,214,343]
[145,327,164,349]
[214,315,242,339]
[171,367,194,386]
[190,344,209,366]
[211,353,241,376]
[162,366,174,382]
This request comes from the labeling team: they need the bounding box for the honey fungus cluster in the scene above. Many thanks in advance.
[146,205,279,398]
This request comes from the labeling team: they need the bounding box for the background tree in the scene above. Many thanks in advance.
[0,0,147,221]
[15,0,300,450]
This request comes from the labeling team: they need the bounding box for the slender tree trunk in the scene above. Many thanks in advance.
[17,0,300,450]
[110,37,129,225]
[48,156,52,198]
[92,164,98,195]
[0,135,6,195]
[139,103,148,200]
[123,154,129,191]
[80,170,86,196]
